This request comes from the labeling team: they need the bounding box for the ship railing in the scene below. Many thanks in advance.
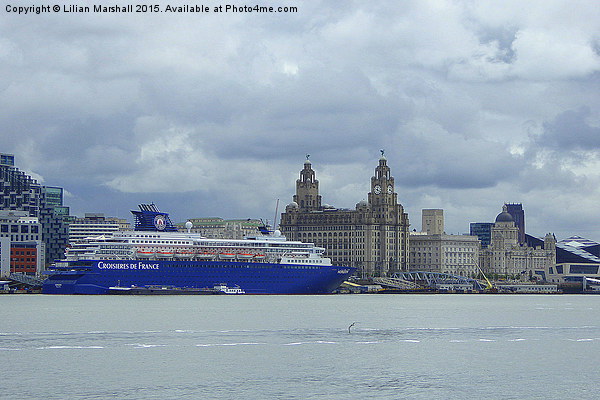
[129,250,278,263]
[283,251,311,257]
[9,273,45,288]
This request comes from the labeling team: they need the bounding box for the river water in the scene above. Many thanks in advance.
[1,294,598,399]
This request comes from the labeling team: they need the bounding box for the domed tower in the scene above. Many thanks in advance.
[495,205,514,224]
[285,201,299,213]
[293,155,322,212]
[355,200,370,212]
[491,205,519,249]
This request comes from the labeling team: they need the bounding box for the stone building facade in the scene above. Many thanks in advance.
[479,205,556,278]
[279,155,410,278]
[410,209,480,277]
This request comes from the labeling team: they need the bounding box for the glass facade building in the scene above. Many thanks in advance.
[0,154,69,268]
[470,222,493,248]
[0,153,15,166]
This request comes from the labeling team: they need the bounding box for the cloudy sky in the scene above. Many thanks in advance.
[1,0,599,240]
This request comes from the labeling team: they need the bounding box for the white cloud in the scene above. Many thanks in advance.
[511,29,600,80]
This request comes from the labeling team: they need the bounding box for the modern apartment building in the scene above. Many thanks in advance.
[0,152,69,268]
[0,210,44,276]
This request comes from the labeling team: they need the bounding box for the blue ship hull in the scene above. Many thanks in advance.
[42,260,355,295]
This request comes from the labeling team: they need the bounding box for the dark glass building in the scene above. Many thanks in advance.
[506,203,525,244]
[470,222,493,248]
[0,154,14,166]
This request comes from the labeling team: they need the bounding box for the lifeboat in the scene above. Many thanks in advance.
[253,254,266,260]
[197,252,216,260]
[174,251,195,259]
[155,251,174,258]
[237,253,254,260]
[218,253,236,260]
[136,250,155,258]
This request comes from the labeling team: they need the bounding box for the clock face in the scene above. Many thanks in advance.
[387,185,393,194]
[374,185,382,194]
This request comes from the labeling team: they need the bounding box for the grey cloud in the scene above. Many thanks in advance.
[536,107,600,151]
[199,67,409,161]
[1,1,600,240]
[394,126,524,189]
[475,25,518,64]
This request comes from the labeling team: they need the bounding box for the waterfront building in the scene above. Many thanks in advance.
[528,235,600,284]
[1,153,41,215]
[279,154,410,278]
[0,152,69,268]
[470,222,493,248]
[39,186,69,265]
[479,205,555,278]
[68,213,131,245]
[470,203,526,248]
[175,217,263,239]
[557,236,600,258]
[546,261,600,285]
[0,210,44,276]
[410,210,480,277]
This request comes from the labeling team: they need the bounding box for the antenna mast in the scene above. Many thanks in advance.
[273,199,280,229]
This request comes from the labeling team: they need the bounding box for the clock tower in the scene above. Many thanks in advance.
[293,155,322,212]
[364,150,410,276]
[368,150,397,217]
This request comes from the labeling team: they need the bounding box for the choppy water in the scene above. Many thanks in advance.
[1,294,599,399]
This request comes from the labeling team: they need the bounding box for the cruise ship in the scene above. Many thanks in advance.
[42,204,354,294]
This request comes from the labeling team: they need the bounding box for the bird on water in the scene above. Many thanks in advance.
[348,322,356,333]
